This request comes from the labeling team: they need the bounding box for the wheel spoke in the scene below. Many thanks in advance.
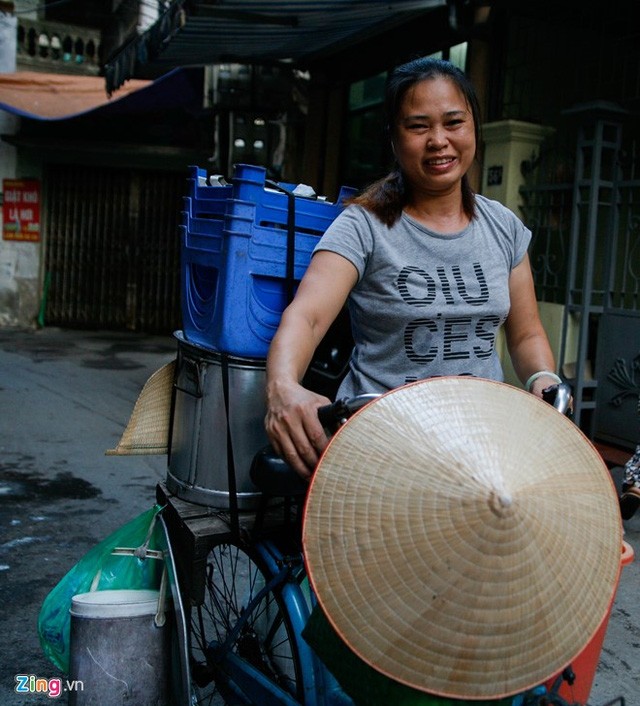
[188,541,303,704]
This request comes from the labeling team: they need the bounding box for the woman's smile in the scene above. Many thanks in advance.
[423,156,458,170]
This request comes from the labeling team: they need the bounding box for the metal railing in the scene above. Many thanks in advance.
[16,17,101,75]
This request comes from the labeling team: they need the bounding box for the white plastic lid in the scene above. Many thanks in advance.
[70,590,161,618]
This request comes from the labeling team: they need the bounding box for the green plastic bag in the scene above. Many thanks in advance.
[38,505,165,673]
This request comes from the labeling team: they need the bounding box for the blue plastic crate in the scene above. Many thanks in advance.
[230,163,356,228]
[228,195,345,238]
[181,170,230,348]
[183,193,228,220]
[185,166,232,219]
[181,163,356,356]
[183,218,343,356]
[187,165,231,198]
[211,204,355,356]
[180,223,223,347]
[181,198,226,235]
[209,225,314,357]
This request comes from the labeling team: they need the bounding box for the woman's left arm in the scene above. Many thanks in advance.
[504,253,559,398]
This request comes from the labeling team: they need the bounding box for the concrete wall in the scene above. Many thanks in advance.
[1,10,42,329]
[481,119,577,387]
[0,125,43,329]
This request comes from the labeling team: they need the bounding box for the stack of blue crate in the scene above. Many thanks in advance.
[180,163,356,358]
[180,167,232,349]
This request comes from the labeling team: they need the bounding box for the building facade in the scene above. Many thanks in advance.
[1,0,639,449]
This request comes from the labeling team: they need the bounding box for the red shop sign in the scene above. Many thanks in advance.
[3,179,41,242]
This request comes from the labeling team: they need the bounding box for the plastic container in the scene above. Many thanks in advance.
[180,222,224,348]
[211,164,354,357]
[68,589,169,706]
[229,163,356,233]
[544,540,635,704]
[210,213,326,357]
[181,197,226,232]
[180,163,355,355]
[186,165,232,214]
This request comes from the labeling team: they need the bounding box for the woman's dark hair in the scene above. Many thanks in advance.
[350,57,481,226]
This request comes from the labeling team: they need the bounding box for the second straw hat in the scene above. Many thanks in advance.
[303,377,622,700]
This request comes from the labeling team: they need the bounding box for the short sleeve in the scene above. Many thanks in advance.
[313,205,376,281]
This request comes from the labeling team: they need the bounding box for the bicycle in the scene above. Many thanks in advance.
[156,392,373,706]
[151,378,623,706]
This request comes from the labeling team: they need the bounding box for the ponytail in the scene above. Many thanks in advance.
[347,169,406,227]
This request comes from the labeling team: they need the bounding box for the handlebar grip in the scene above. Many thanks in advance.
[317,398,349,431]
[317,393,380,433]
[542,382,573,416]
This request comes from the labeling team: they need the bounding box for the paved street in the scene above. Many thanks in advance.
[0,327,174,706]
[0,326,638,705]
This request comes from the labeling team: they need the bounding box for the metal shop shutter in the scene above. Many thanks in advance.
[44,164,183,333]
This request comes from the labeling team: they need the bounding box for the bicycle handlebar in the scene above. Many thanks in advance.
[542,382,573,415]
[317,382,573,432]
[317,393,379,433]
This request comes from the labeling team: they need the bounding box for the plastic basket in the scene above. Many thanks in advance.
[543,540,634,704]
[186,165,232,205]
[180,223,223,346]
[180,164,355,356]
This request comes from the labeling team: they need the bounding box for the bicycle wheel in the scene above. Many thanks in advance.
[189,539,305,705]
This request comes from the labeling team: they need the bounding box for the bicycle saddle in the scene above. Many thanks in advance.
[250,445,309,497]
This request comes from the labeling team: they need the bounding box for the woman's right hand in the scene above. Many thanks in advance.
[265,379,332,480]
[264,251,359,479]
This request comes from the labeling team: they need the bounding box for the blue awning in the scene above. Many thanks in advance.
[0,67,203,121]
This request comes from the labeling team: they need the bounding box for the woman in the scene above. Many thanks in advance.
[266,57,560,479]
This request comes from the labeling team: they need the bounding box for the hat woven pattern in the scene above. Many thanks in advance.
[303,377,622,699]
[106,360,174,455]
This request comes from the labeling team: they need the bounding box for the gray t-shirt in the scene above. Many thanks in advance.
[313,195,531,397]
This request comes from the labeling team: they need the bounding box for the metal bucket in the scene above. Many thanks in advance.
[166,331,267,509]
[69,589,170,706]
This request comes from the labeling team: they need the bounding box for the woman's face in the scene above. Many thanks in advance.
[392,76,476,199]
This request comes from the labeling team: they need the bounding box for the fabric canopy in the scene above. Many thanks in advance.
[0,67,202,121]
[104,0,448,94]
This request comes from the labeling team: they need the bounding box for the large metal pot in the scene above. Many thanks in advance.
[166,332,267,509]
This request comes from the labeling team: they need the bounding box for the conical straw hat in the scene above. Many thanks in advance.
[303,377,622,700]
[106,360,174,455]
